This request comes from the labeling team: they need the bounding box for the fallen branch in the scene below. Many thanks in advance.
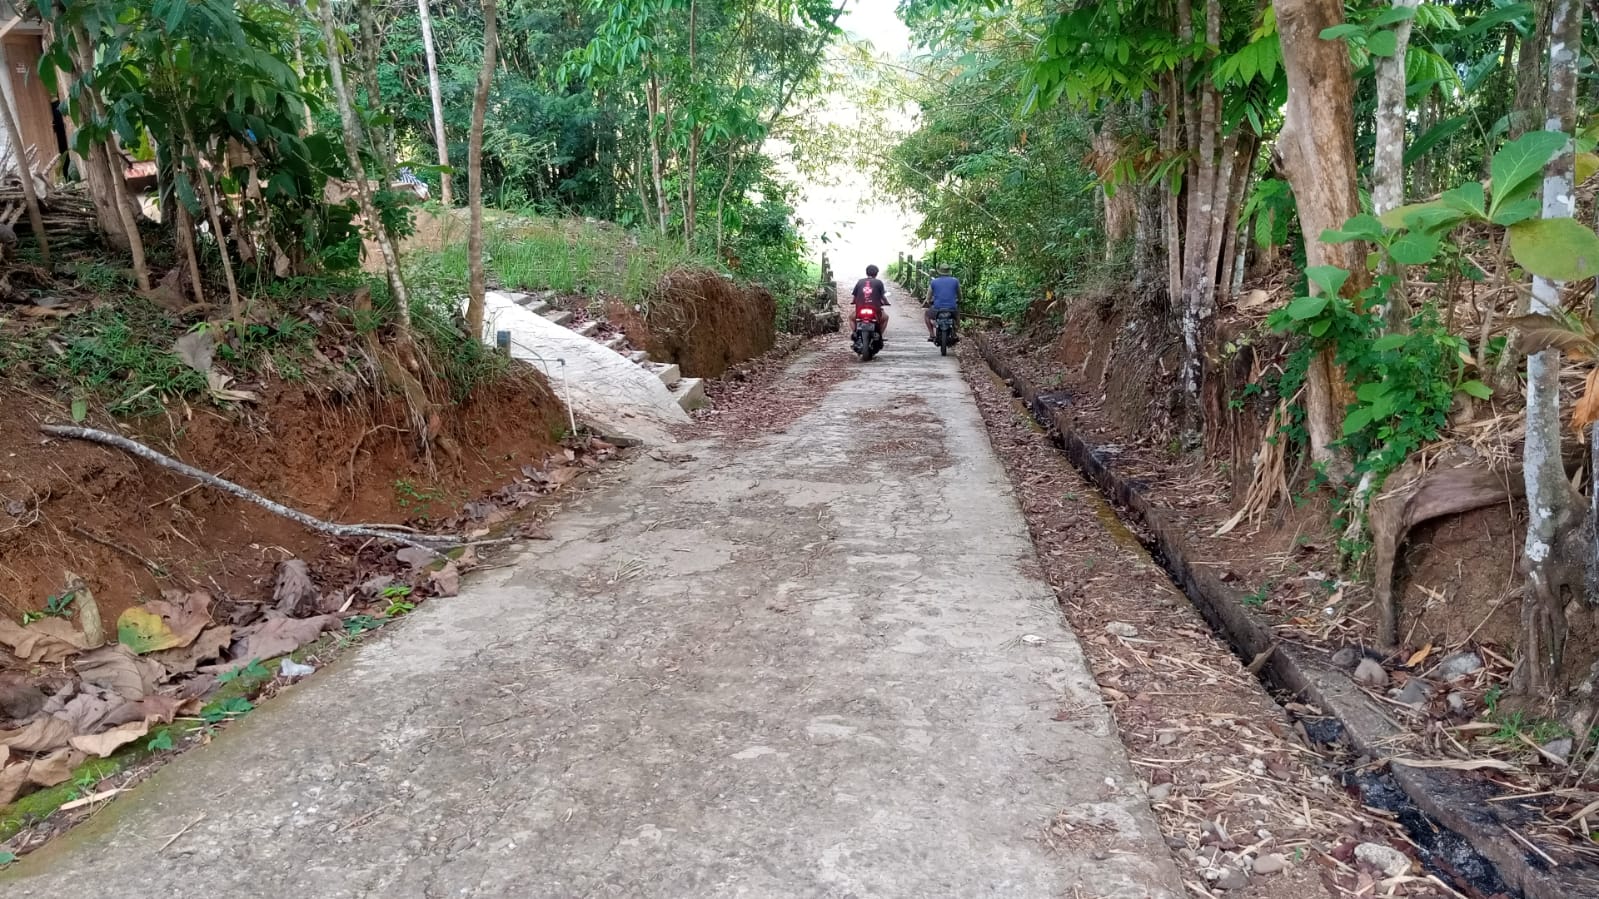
[41,424,460,555]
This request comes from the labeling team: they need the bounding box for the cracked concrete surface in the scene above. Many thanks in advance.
[4,331,1184,898]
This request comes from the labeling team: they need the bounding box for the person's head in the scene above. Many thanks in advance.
[936,265,951,276]
[866,264,879,277]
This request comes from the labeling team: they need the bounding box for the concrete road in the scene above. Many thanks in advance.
[5,317,1184,898]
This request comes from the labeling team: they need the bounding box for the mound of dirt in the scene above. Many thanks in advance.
[0,367,566,633]
[622,269,776,378]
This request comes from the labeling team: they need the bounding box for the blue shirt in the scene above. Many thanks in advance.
[930,276,960,310]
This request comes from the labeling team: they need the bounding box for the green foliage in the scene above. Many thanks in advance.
[20,591,77,626]
[218,658,269,685]
[199,696,254,724]
[146,730,176,752]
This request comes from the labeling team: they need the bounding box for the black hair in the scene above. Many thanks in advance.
[866,264,879,277]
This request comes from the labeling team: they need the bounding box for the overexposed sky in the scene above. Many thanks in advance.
[774,0,924,282]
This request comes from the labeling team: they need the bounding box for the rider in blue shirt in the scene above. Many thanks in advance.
[926,266,960,341]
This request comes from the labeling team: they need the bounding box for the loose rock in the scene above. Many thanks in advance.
[1436,651,1483,681]
[1446,691,1468,715]
[1147,783,1173,803]
[1353,658,1389,687]
[1213,867,1250,891]
[1105,621,1139,638]
[1252,853,1287,875]
[1392,678,1430,707]
[1354,842,1410,877]
[1541,737,1574,766]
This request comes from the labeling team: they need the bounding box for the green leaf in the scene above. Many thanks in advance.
[1372,7,1420,26]
[1326,213,1386,242]
[1441,182,1487,217]
[0,851,14,866]
[1490,197,1542,226]
[71,396,87,423]
[1343,406,1375,436]
[1509,217,1599,281]
[1577,152,1599,184]
[1405,116,1473,167]
[1309,319,1332,337]
[1459,380,1493,399]
[1367,30,1399,58]
[1490,131,1568,213]
[1305,265,1350,297]
[1380,199,1448,229]
[1319,24,1363,40]
[1286,295,1329,320]
[147,730,175,751]
[1356,382,1391,402]
[1389,231,1441,265]
[1372,333,1408,352]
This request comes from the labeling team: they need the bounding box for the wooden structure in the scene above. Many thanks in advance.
[0,11,59,174]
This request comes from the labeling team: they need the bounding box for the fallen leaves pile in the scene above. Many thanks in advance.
[0,435,618,818]
[961,344,1461,898]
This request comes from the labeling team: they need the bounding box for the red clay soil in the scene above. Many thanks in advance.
[613,268,776,379]
[0,369,566,631]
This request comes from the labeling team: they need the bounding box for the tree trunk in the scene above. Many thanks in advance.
[63,25,131,250]
[104,138,151,291]
[418,0,452,206]
[173,200,205,306]
[355,0,394,185]
[318,0,412,335]
[1374,0,1422,330]
[1274,0,1365,477]
[182,129,243,332]
[1515,0,1583,696]
[466,0,498,339]
[645,72,669,235]
[0,40,50,265]
[1177,0,1227,427]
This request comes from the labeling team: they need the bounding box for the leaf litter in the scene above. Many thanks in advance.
[0,433,624,862]
[960,343,1458,899]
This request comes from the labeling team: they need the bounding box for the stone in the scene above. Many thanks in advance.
[1213,867,1250,891]
[1436,651,1483,681]
[1541,737,1574,766]
[1156,730,1179,747]
[0,675,46,720]
[1330,646,1361,670]
[1147,783,1173,803]
[1354,842,1411,878]
[1252,853,1287,875]
[1393,678,1430,707]
[1105,621,1139,638]
[1353,658,1389,687]
[1447,692,1469,715]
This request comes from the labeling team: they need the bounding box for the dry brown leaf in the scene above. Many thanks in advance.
[100,693,193,728]
[0,617,94,664]
[0,747,83,805]
[75,644,165,701]
[272,560,317,615]
[231,614,338,662]
[1574,368,1599,433]
[0,716,75,753]
[69,719,150,758]
[51,688,121,734]
[149,625,233,675]
[142,590,214,649]
[1405,643,1433,668]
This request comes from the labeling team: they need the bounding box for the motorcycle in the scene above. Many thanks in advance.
[932,310,958,356]
[851,305,884,361]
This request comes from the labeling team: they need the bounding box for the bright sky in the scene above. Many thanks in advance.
[773,0,925,283]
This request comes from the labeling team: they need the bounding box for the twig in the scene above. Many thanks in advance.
[159,813,206,852]
[41,424,460,555]
[1503,822,1559,867]
[70,525,167,576]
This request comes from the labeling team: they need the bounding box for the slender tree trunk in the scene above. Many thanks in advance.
[173,200,205,305]
[1161,75,1183,314]
[1177,0,1226,425]
[294,25,315,135]
[356,0,394,184]
[683,0,698,245]
[418,0,452,206]
[1274,0,1365,478]
[317,0,413,336]
[104,139,151,291]
[63,25,130,250]
[465,0,498,339]
[1374,0,1422,330]
[645,72,669,235]
[0,40,50,265]
[182,130,243,332]
[1515,0,1583,695]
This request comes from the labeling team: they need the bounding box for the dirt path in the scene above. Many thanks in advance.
[2,292,1183,898]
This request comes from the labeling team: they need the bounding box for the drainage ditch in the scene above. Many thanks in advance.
[974,334,1598,899]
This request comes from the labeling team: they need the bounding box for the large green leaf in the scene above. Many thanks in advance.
[1490,131,1568,213]
[1286,295,1329,320]
[1366,30,1399,58]
[1509,217,1599,281]
[1389,231,1440,265]
[118,607,182,655]
[1305,265,1350,297]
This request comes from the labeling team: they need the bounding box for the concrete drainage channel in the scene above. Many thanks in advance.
[973,334,1599,899]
